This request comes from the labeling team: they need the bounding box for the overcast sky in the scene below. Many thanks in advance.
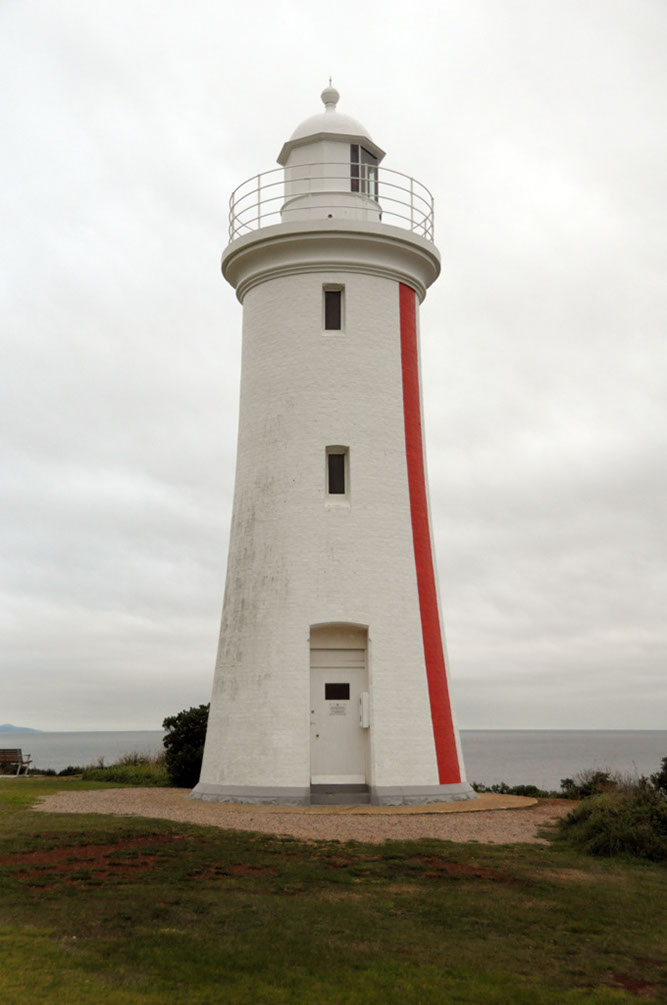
[1,0,665,732]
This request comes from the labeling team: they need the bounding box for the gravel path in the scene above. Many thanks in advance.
[34,788,572,845]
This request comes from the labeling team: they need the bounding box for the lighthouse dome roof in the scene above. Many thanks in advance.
[277,87,385,166]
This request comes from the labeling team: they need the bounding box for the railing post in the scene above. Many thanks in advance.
[257,173,262,229]
[410,176,414,232]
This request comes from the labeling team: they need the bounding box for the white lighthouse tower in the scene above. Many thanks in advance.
[192,88,474,806]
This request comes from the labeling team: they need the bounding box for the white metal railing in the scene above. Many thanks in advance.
[227,163,435,242]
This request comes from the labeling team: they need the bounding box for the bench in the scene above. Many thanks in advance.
[0,749,32,775]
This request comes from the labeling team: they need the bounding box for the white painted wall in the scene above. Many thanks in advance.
[199,266,447,791]
[282,137,381,224]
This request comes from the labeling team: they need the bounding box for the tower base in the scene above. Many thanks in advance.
[190,780,476,806]
[370,783,476,805]
[190,783,310,805]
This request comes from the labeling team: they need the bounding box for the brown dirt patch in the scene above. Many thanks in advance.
[0,834,185,887]
[317,850,521,883]
[609,973,657,997]
[407,854,522,884]
[226,863,278,877]
[324,853,377,869]
[182,862,281,881]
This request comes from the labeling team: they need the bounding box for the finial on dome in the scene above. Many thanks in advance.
[321,83,339,112]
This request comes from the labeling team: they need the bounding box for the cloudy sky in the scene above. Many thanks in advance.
[2,1,665,732]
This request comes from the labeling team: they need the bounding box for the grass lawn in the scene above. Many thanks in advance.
[0,779,665,1003]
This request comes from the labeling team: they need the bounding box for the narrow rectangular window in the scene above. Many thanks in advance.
[328,452,345,494]
[324,289,342,331]
[326,446,349,501]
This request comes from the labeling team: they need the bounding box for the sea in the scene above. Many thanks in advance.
[1,729,664,791]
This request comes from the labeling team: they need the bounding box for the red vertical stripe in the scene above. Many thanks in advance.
[399,283,461,784]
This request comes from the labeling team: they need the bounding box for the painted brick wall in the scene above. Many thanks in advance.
[200,264,465,790]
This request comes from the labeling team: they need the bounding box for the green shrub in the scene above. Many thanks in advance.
[472,760,667,807]
[557,786,667,861]
[471,781,560,798]
[510,784,543,797]
[559,769,616,799]
[162,704,209,788]
[650,755,667,798]
[81,751,169,786]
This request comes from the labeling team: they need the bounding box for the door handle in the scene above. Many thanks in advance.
[360,691,370,727]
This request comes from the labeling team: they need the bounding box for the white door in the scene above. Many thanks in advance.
[310,649,368,784]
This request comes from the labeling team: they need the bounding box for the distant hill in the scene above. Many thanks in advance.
[0,724,42,733]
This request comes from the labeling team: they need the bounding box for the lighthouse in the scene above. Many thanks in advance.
[191,88,474,806]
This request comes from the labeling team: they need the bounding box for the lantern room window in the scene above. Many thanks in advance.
[351,144,378,200]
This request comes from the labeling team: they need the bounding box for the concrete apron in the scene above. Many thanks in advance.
[187,792,538,815]
[191,781,478,807]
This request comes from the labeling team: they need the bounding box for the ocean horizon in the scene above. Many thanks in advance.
[1,728,664,791]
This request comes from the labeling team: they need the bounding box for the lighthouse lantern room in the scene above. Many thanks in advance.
[192,88,474,806]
